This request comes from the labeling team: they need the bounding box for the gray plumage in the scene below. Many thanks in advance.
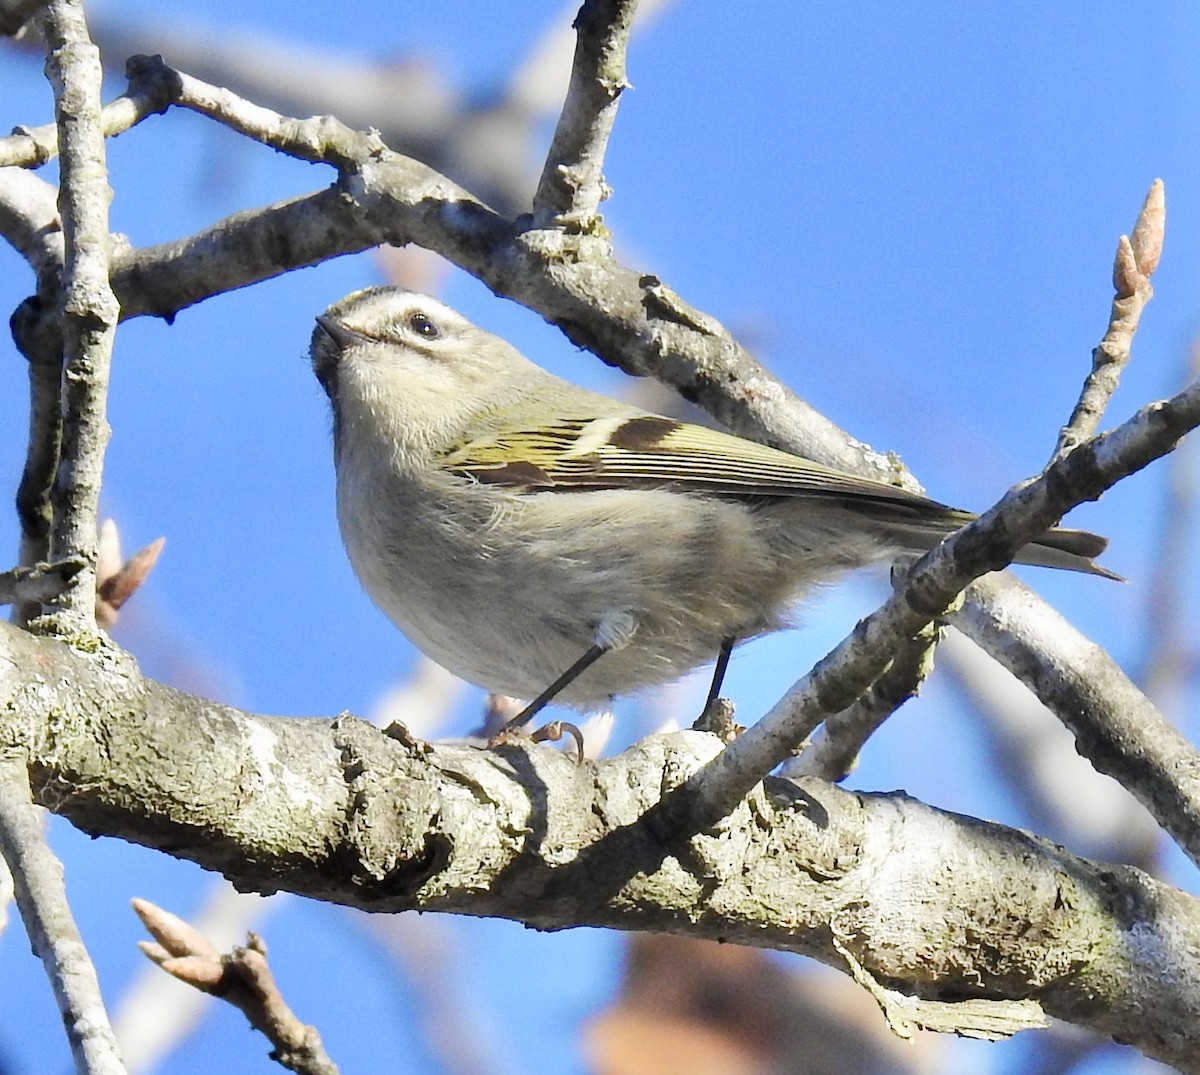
[312,287,1115,708]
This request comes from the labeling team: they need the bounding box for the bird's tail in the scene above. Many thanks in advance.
[1010,525,1122,580]
[868,505,1122,581]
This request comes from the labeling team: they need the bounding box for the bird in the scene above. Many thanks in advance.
[311,286,1115,734]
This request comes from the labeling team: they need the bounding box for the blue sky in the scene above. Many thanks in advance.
[1,4,1197,1073]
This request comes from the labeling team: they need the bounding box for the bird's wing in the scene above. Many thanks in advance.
[442,413,955,514]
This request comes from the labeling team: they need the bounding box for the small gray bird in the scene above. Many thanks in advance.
[311,286,1114,727]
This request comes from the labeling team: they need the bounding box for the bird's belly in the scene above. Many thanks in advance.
[338,481,802,707]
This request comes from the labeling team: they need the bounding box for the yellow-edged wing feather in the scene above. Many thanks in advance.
[442,413,957,515]
[441,411,1116,575]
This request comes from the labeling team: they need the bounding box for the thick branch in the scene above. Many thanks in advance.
[1,623,1200,1069]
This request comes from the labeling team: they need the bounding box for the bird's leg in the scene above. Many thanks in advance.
[501,642,609,732]
[703,636,736,712]
[491,612,635,753]
[692,637,742,739]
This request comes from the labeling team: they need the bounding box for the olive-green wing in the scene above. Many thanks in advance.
[442,412,954,514]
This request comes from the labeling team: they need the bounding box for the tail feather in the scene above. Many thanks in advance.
[1014,526,1123,581]
[859,504,1121,581]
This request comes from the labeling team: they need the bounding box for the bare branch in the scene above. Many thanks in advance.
[686,376,1200,850]
[951,572,1200,867]
[115,884,283,1072]
[123,53,387,167]
[1053,179,1165,461]
[783,624,940,783]
[36,0,121,627]
[0,166,63,274]
[1,168,66,620]
[532,0,639,227]
[0,78,173,168]
[0,557,86,605]
[0,760,125,1075]
[3,623,1200,1068]
[939,629,1161,866]
[134,900,339,1075]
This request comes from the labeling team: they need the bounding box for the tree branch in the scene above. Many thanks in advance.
[950,571,1200,865]
[36,0,120,626]
[687,375,1200,847]
[783,624,940,783]
[1,623,1200,1069]
[0,166,62,274]
[134,901,339,1075]
[1052,178,1165,462]
[0,75,173,168]
[0,167,66,587]
[532,0,639,227]
[0,759,126,1075]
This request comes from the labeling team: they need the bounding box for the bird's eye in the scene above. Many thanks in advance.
[407,311,440,339]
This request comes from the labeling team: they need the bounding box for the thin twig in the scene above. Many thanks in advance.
[0,168,66,599]
[0,760,126,1075]
[123,54,385,168]
[0,80,174,168]
[783,625,940,783]
[1,168,66,623]
[114,885,283,1073]
[134,900,340,1075]
[531,0,639,227]
[684,376,1200,849]
[0,557,86,605]
[37,0,121,627]
[13,298,64,561]
[1052,179,1165,461]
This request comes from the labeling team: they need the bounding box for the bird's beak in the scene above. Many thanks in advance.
[312,315,359,398]
[314,315,364,350]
